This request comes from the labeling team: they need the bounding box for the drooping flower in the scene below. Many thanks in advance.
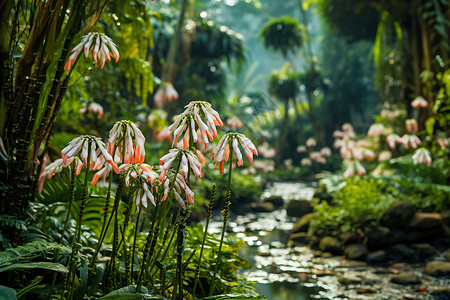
[226,117,244,129]
[400,134,421,149]
[81,102,104,119]
[38,157,83,193]
[168,101,223,149]
[61,135,119,173]
[64,32,119,71]
[108,120,146,165]
[367,123,388,137]
[412,148,432,166]
[386,134,401,149]
[153,82,179,107]
[306,137,317,148]
[378,150,392,162]
[212,133,258,175]
[158,148,203,182]
[405,119,418,134]
[436,137,449,148]
[297,145,307,153]
[343,163,354,178]
[320,147,332,157]
[300,158,312,166]
[160,173,194,210]
[411,96,428,108]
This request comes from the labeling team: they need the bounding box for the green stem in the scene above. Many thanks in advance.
[131,200,143,283]
[209,150,234,296]
[192,184,216,297]
[76,144,91,244]
[60,160,77,244]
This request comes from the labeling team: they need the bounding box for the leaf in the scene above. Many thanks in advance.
[88,264,105,296]
[425,117,435,136]
[0,262,68,273]
[0,285,17,300]
[79,259,89,298]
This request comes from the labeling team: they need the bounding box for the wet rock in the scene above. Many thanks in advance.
[318,236,342,255]
[409,213,443,230]
[389,272,421,284]
[367,250,387,263]
[381,201,416,229]
[250,202,275,212]
[411,243,438,260]
[442,249,450,261]
[341,231,360,246]
[387,244,417,262]
[263,195,284,208]
[355,288,377,294]
[338,274,361,284]
[388,227,443,245]
[425,261,450,277]
[344,244,367,260]
[430,286,450,298]
[291,213,313,233]
[366,226,390,248]
[289,232,309,245]
[286,199,313,218]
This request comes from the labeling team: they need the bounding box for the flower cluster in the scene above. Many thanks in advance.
[108,120,146,164]
[412,148,432,166]
[158,148,203,182]
[154,82,179,107]
[411,96,428,108]
[65,32,119,71]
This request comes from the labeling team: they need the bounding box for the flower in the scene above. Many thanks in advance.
[168,101,223,149]
[343,163,354,178]
[355,161,366,176]
[333,130,343,139]
[161,174,194,209]
[108,120,146,164]
[412,148,432,166]
[378,150,392,162]
[405,119,418,134]
[411,96,428,108]
[61,135,119,173]
[38,157,83,193]
[64,32,119,71]
[158,148,203,182]
[367,123,388,137]
[81,102,104,119]
[320,147,332,157]
[306,137,316,148]
[226,117,244,129]
[386,134,401,149]
[300,158,312,166]
[153,82,179,107]
[437,137,449,148]
[400,134,421,149]
[296,145,307,153]
[212,133,258,175]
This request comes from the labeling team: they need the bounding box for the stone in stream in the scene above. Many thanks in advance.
[337,274,362,284]
[344,244,368,260]
[291,213,313,233]
[411,243,438,260]
[366,250,387,263]
[409,213,443,230]
[425,261,450,277]
[289,232,309,245]
[250,201,275,212]
[318,236,342,255]
[389,272,422,285]
[430,286,450,298]
[340,231,361,246]
[286,199,313,218]
[262,195,284,208]
[387,244,418,262]
[366,226,390,248]
[381,201,416,229]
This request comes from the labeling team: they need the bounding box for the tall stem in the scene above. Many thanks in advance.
[131,202,143,283]
[209,151,234,296]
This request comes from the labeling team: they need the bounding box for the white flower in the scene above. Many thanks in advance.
[411,96,428,108]
[158,148,203,182]
[306,137,316,148]
[108,120,146,165]
[412,148,432,166]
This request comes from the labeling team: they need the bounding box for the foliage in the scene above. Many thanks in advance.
[310,177,398,235]
[268,64,301,101]
[259,16,304,58]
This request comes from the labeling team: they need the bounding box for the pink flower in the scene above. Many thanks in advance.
[378,150,392,162]
[153,82,179,107]
[367,123,388,137]
[411,96,428,108]
[38,157,83,193]
[168,101,223,149]
[212,133,258,175]
[118,163,158,208]
[320,147,332,157]
[386,134,401,149]
[437,137,449,148]
[355,161,366,176]
[306,137,316,148]
[61,135,119,173]
[64,32,119,71]
[301,158,312,166]
[158,148,203,182]
[333,130,343,139]
[400,134,421,149]
[226,117,244,129]
[412,148,432,166]
[297,145,307,153]
[108,120,146,164]
[405,119,418,134]
[81,102,104,119]
[343,163,354,178]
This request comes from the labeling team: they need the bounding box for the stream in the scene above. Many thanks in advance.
[208,182,450,300]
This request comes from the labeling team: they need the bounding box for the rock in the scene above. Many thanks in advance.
[338,274,361,284]
[250,202,275,212]
[441,210,450,227]
[411,243,438,260]
[344,244,367,261]
[381,201,416,229]
[263,195,284,208]
[387,244,417,262]
[409,213,443,230]
[425,261,450,277]
[289,232,309,245]
[366,250,387,263]
[286,199,313,218]
[430,286,450,298]
[388,227,443,245]
[292,213,313,233]
[442,249,450,262]
[389,272,421,285]
[366,226,390,248]
[341,231,360,246]
[318,236,342,255]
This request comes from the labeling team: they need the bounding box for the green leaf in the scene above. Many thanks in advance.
[88,264,105,296]
[0,285,17,300]
[425,117,435,136]
[79,259,89,298]
[0,262,68,273]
